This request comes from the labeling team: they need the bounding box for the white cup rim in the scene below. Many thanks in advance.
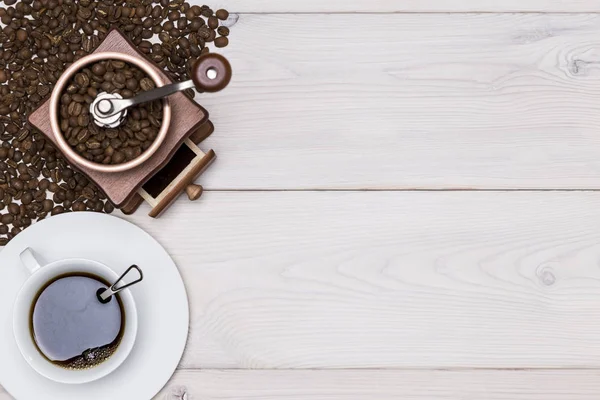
[12,250,138,384]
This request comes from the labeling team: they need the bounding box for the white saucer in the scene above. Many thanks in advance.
[0,212,189,400]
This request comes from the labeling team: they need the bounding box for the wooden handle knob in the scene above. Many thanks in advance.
[191,54,232,93]
[186,184,203,201]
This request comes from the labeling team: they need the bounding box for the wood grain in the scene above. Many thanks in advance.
[3,369,600,399]
[197,14,600,190]
[121,191,600,369]
[154,369,600,400]
[205,0,600,13]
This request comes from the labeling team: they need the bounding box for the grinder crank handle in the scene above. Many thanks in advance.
[95,54,232,118]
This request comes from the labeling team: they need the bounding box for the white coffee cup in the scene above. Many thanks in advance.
[13,248,138,384]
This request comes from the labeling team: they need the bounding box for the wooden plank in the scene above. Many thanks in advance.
[197,14,600,190]
[205,0,600,13]
[124,192,600,368]
[154,369,600,400]
[3,369,600,399]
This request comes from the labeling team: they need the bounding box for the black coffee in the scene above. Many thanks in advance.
[30,273,125,370]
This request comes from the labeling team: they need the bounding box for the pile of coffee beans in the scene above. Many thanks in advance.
[60,60,163,165]
[0,0,233,245]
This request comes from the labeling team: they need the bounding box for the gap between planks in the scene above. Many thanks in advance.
[205,0,600,13]
[3,369,600,399]
[203,189,600,192]
[156,369,600,399]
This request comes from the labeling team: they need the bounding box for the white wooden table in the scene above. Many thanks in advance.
[7,1,600,398]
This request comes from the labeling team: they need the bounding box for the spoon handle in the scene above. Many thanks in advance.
[98,265,143,303]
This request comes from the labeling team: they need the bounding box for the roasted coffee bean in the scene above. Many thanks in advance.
[11,179,24,191]
[34,189,46,202]
[38,179,49,191]
[48,182,60,193]
[7,203,19,215]
[50,206,64,216]
[67,102,83,116]
[92,63,106,76]
[94,201,104,213]
[217,26,230,37]
[72,201,86,212]
[1,214,13,224]
[215,36,228,48]
[216,9,229,20]
[21,191,33,205]
[140,77,155,91]
[42,199,54,213]
[104,202,115,213]
[208,16,219,29]
[55,190,67,202]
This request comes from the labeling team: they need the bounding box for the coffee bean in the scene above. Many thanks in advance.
[75,73,90,87]
[216,9,229,20]
[215,36,228,48]
[140,77,155,91]
[21,191,33,205]
[51,206,64,216]
[48,182,59,193]
[11,179,23,191]
[7,203,19,215]
[82,186,95,200]
[56,189,66,202]
[72,201,86,212]
[125,78,139,91]
[94,201,104,212]
[68,102,83,116]
[1,214,13,224]
[104,202,115,213]
[34,189,45,202]
[92,63,106,76]
[217,26,230,37]
[42,199,54,212]
[208,16,219,30]
[39,179,49,191]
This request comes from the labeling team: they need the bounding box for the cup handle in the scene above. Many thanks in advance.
[19,248,42,275]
